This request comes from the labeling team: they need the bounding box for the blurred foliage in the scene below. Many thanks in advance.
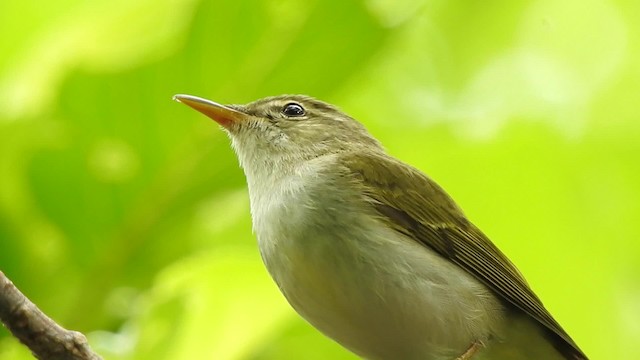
[0,0,638,359]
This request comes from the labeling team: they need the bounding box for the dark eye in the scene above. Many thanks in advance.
[282,103,305,117]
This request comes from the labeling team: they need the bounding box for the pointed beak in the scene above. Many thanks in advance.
[173,94,249,128]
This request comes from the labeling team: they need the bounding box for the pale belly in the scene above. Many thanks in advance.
[258,217,506,360]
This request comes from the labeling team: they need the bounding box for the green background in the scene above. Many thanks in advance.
[0,1,638,359]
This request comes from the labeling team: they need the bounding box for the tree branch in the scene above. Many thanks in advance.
[0,270,103,360]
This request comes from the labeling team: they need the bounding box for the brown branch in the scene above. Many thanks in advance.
[0,270,103,360]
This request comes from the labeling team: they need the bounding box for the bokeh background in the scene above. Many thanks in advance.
[1,1,638,359]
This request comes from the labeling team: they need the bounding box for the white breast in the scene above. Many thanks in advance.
[245,159,506,360]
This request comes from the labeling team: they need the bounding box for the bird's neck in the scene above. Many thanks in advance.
[242,154,338,202]
[240,153,346,239]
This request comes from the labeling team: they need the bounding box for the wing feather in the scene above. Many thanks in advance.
[341,151,586,360]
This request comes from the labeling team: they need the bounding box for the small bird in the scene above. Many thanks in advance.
[174,94,587,360]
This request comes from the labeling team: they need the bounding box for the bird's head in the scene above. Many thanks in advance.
[174,94,382,175]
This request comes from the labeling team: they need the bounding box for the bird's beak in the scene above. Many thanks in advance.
[173,94,249,128]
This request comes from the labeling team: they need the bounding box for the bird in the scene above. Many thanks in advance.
[174,93,588,360]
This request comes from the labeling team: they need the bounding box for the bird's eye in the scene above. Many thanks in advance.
[282,103,305,117]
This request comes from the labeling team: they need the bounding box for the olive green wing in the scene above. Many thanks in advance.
[341,151,586,360]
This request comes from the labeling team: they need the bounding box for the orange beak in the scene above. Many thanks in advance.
[173,94,249,128]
